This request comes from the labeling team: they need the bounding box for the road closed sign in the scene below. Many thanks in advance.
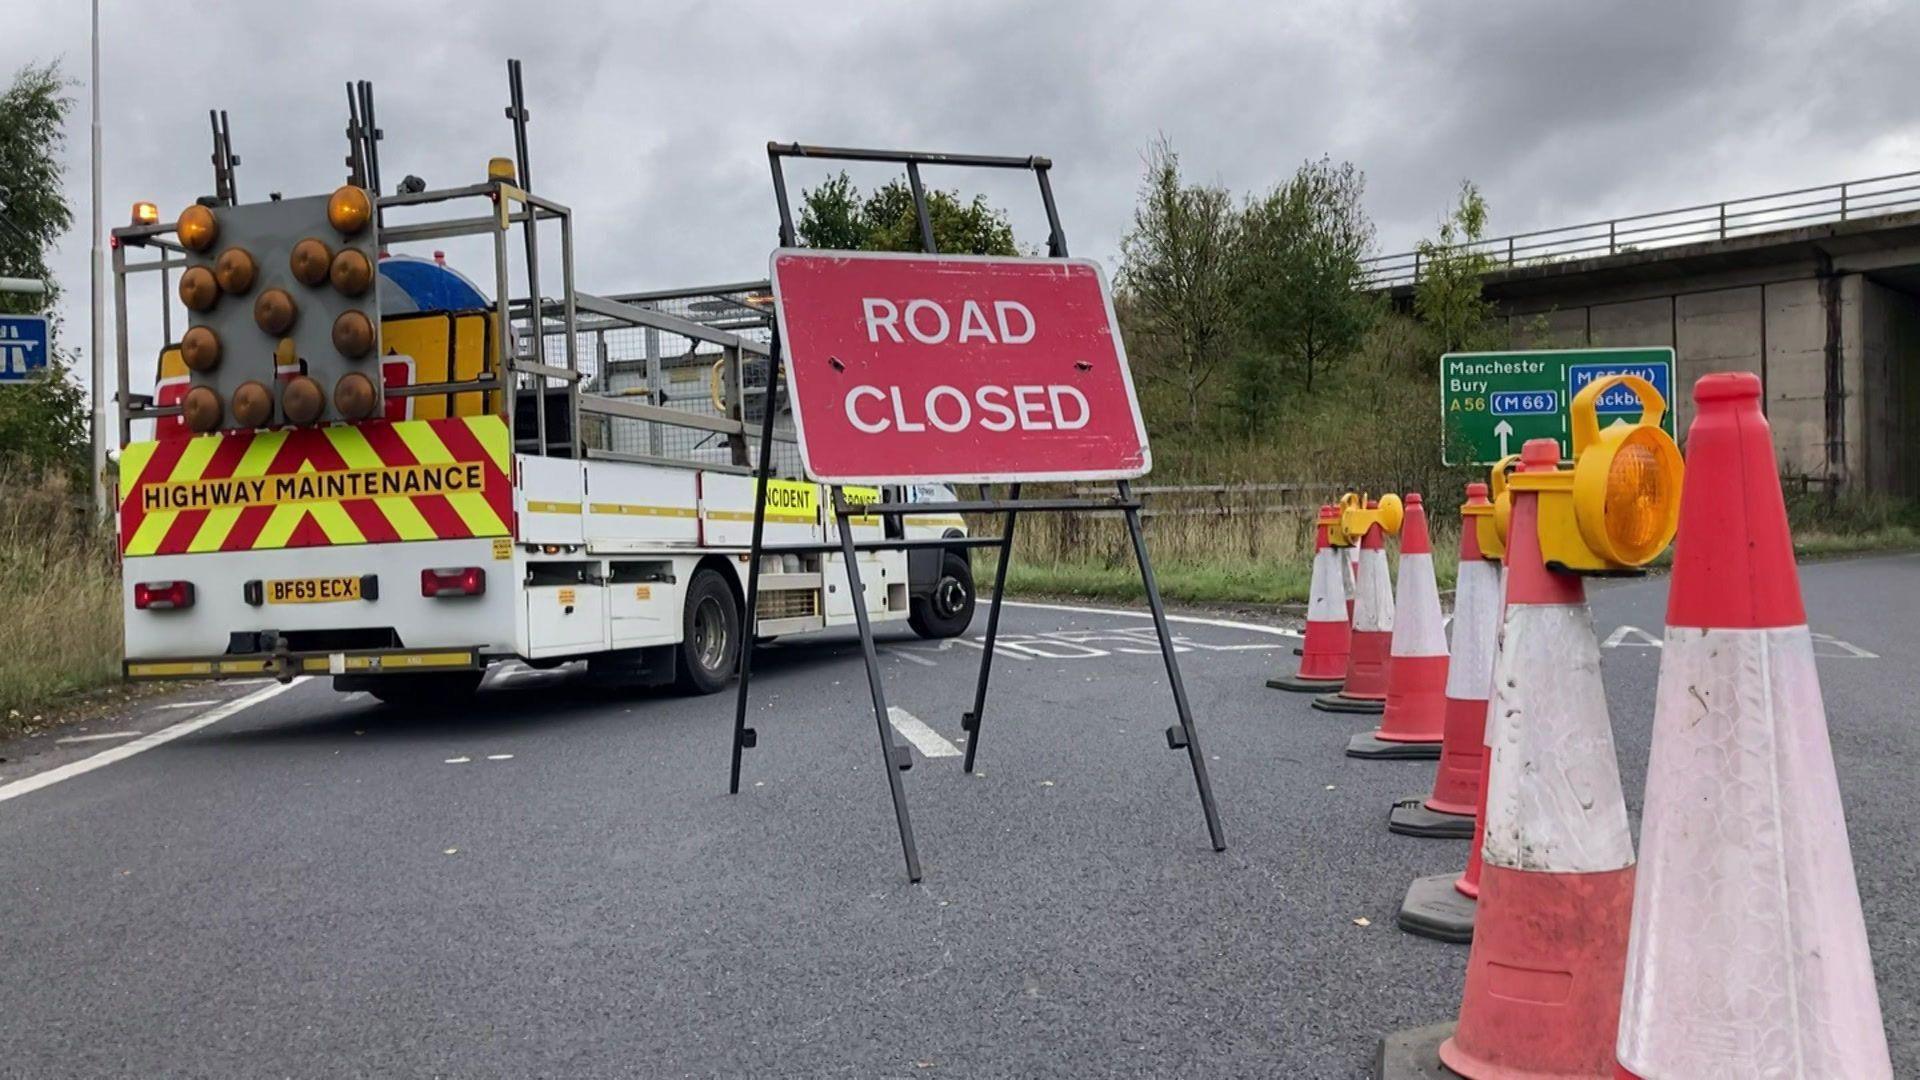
[769,250,1150,484]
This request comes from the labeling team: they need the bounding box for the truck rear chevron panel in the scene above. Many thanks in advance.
[118,416,512,555]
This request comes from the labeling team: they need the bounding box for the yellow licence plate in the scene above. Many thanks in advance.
[267,576,362,604]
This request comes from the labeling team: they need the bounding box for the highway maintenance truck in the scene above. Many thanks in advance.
[108,80,974,703]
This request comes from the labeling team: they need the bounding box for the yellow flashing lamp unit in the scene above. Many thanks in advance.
[1328,491,1403,548]
[1507,373,1683,573]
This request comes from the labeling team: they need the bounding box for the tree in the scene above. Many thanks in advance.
[795,172,867,251]
[1116,138,1244,426]
[1232,157,1378,429]
[0,61,88,483]
[1412,181,1500,354]
[796,172,1018,256]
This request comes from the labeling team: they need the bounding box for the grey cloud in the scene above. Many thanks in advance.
[5,0,1918,397]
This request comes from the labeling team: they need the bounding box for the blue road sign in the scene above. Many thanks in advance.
[1567,359,1671,416]
[0,314,50,383]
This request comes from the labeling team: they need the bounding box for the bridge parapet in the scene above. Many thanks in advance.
[1366,170,1920,290]
[1373,173,1920,496]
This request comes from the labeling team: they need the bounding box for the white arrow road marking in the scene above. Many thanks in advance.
[1601,625,1875,658]
[883,648,939,668]
[1811,633,1878,659]
[0,679,306,805]
[1603,625,1663,648]
[886,707,961,759]
[998,599,1303,639]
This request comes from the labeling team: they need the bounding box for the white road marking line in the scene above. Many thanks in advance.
[884,648,939,668]
[485,754,514,761]
[0,679,306,806]
[886,707,961,759]
[445,756,472,764]
[1811,632,1879,659]
[54,732,143,745]
[1603,625,1663,648]
[153,699,219,710]
[997,598,1304,639]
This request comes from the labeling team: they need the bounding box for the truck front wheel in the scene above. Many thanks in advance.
[909,552,976,640]
[676,568,741,694]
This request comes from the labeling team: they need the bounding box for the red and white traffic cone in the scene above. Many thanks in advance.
[1269,505,1352,692]
[1390,483,1499,837]
[1378,439,1636,1078]
[1345,538,1360,621]
[1350,493,1447,758]
[1397,519,1506,943]
[1314,501,1393,715]
[1615,372,1893,1079]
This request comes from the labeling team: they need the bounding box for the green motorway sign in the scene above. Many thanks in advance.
[1440,347,1676,465]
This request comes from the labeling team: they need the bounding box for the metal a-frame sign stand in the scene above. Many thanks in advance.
[727,143,1225,882]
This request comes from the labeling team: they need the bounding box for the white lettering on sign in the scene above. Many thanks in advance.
[905,300,949,344]
[844,384,1090,435]
[861,298,1037,346]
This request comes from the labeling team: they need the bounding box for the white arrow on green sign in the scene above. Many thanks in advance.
[1439,347,1676,465]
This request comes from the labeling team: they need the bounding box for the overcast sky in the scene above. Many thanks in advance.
[9,0,1920,395]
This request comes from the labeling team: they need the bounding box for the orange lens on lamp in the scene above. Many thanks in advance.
[327,185,373,235]
[177,205,218,251]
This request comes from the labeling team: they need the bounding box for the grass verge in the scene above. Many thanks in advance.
[0,473,122,737]
[998,556,1312,607]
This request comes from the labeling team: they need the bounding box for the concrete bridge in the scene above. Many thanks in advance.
[1370,174,1920,496]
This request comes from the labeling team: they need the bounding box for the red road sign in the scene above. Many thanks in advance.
[768,250,1150,484]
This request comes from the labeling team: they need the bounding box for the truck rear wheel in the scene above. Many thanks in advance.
[909,552,975,640]
[676,568,740,694]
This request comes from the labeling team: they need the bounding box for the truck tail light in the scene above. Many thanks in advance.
[134,580,196,610]
[421,567,485,598]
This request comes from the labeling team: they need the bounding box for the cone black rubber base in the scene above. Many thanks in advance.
[1266,671,1344,693]
[1397,872,1475,943]
[1373,1021,1458,1080]
[1388,796,1474,838]
[1311,691,1385,715]
[1347,732,1442,760]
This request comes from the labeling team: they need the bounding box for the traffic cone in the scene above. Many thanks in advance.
[1313,500,1392,715]
[1390,483,1499,836]
[1345,538,1360,620]
[1349,493,1447,758]
[1396,559,1505,944]
[1269,505,1352,692]
[1615,372,1893,1079]
[1378,439,1636,1079]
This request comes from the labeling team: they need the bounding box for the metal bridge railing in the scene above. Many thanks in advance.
[1362,169,1920,290]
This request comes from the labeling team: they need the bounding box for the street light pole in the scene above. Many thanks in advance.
[89,0,109,518]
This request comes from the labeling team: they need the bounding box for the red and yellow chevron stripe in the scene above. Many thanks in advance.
[118,416,511,556]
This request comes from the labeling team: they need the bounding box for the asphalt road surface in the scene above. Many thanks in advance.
[2,553,1915,1078]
